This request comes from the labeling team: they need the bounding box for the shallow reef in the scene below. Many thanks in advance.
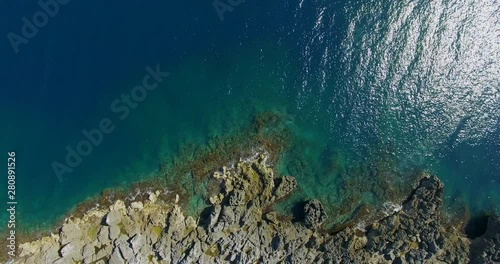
[11,152,499,264]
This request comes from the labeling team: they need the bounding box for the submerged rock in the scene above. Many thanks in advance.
[14,153,498,264]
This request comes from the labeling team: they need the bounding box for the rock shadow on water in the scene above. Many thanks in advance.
[465,213,491,239]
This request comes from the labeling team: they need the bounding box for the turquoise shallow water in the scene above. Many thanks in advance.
[0,0,498,231]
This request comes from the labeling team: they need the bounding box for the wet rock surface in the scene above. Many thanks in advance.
[15,153,498,264]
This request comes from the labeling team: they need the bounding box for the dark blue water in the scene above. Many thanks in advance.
[0,0,498,231]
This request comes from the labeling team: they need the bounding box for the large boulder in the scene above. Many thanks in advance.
[105,210,122,226]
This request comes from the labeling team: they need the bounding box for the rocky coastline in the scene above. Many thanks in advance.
[13,153,499,264]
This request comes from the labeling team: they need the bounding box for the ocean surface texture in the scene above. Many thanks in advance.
[0,0,498,231]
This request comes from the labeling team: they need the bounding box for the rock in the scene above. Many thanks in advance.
[106,210,122,226]
[60,243,74,257]
[228,189,246,206]
[60,223,82,244]
[219,206,237,224]
[130,253,149,264]
[94,244,113,260]
[209,193,224,205]
[130,234,146,254]
[82,244,95,261]
[274,176,297,198]
[304,199,327,229]
[265,212,278,224]
[117,242,134,260]
[208,205,222,229]
[109,249,125,264]
[149,192,158,203]
[130,201,144,210]
[97,226,110,244]
[109,225,120,240]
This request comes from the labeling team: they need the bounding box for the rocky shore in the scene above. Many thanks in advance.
[14,153,499,264]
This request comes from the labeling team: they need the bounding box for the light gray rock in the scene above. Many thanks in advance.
[470,215,500,264]
[118,242,134,260]
[106,210,122,226]
[228,189,246,206]
[130,201,144,210]
[82,244,95,262]
[60,223,82,244]
[97,226,110,244]
[109,249,125,264]
[109,225,120,240]
[60,243,75,257]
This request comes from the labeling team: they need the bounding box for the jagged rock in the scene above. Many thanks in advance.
[130,234,146,254]
[109,249,125,264]
[304,199,327,229]
[228,189,246,206]
[265,212,278,224]
[274,176,297,198]
[208,205,222,229]
[219,205,237,224]
[130,201,144,210]
[117,242,134,260]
